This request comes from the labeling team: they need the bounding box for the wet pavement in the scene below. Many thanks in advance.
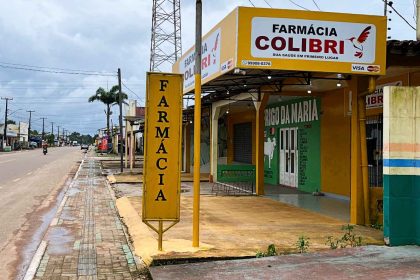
[264,184,350,222]
[0,147,82,279]
[26,154,143,279]
[150,245,420,280]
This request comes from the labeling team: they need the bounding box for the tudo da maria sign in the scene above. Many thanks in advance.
[143,73,183,221]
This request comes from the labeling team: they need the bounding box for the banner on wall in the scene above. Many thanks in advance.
[237,7,387,75]
[178,28,221,91]
[265,98,319,126]
[366,81,402,109]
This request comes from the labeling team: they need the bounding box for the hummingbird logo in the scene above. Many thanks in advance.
[211,33,220,65]
[347,26,372,58]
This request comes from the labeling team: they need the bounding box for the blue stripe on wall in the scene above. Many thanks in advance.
[383,159,420,168]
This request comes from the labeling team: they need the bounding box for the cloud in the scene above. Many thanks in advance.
[0,0,416,134]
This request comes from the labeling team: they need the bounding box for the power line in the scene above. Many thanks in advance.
[312,0,321,11]
[0,61,116,75]
[248,0,255,7]
[122,82,144,102]
[0,80,134,84]
[0,63,117,77]
[381,0,416,30]
[262,0,272,8]
[288,0,310,11]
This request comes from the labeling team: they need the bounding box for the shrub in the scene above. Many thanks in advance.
[326,224,363,249]
[296,236,309,253]
[256,244,278,258]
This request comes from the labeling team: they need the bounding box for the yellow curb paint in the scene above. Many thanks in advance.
[115,196,213,266]
[107,175,116,184]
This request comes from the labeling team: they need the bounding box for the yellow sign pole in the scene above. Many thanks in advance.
[193,0,202,248]
[158,221,163,251]
[142,73,183,251]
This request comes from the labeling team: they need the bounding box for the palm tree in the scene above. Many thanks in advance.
[88,85,127,137]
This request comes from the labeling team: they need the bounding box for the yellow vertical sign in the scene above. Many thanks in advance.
[143,73,183,221]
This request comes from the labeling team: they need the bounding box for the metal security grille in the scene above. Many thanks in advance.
[233,122,252,164]
[366,115,383,188]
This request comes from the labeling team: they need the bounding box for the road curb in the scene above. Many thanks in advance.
[22,241,47,280]
[104,164,148,270]
[115,196,156,267]
[22,159,84,280]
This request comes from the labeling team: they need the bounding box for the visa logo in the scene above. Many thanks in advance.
[351,64,370,73]
[352,65,366,71]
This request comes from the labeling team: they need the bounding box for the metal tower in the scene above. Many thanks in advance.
[150,0,182,72]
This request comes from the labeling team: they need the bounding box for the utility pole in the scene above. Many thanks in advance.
[193,0,202,248]
[384,0,388,16]
[40,117,47,140]
[417,0,420,40]
[118,68,123,173]
[2,97,13,147]
[27,110,35,142]
[50,122,54,145]
[57,125,60,146]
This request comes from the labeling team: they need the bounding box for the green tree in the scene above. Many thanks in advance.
[69,131,81,142]
[6,119,16,125]
[68,131,94,145]
[88,85,127,138]
[46,134,55,145]
[30,129,39,136]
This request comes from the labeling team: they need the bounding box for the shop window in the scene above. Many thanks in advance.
[291,153,294,173]
[280,130,284,149]
[291,129,295,150]
[366,115,383,188]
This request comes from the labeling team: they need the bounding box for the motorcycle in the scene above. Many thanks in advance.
[43,146,48,155]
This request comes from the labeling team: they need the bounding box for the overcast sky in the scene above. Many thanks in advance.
[0,0,416,135]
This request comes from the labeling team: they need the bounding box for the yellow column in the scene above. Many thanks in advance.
[349,77,369,225]
[130,125,134,172]
[193,73,202,247]
[185,123,191,174]
[255,93,269,195]
[210,106,221,182]
[193,0,202,248]
[125,120,128,168]
[358,97,370,225]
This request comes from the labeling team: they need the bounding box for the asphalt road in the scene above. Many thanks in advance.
[0,146,83,279]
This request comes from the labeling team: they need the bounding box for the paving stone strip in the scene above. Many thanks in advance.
[32,157,140,279]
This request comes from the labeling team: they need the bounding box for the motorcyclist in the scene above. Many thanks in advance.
[42,140,48,154]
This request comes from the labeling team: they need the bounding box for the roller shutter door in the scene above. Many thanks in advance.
[233,122,252,164]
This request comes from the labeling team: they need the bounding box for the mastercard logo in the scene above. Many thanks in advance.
[367,65,380,72]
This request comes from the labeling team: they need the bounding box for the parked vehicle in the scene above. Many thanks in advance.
[29,141,38,149]
[81,144,89,150]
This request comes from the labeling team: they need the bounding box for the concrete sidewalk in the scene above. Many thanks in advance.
[114,182,383,265]
[25,155,145,279]
[150,245,420,280]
